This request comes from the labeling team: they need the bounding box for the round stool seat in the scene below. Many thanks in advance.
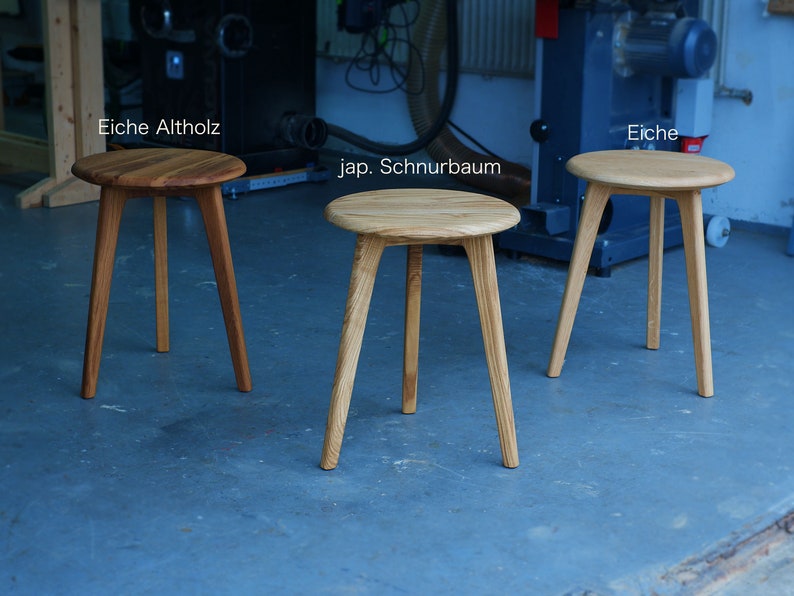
[324,189,520,241]
[72,148,246,190]
[566,150,735,191]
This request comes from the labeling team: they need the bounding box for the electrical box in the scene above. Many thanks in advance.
[675,78,714,138]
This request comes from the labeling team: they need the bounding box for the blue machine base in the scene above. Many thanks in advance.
[499,213,684,278]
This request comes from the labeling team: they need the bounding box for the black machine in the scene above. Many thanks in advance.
[130,0,321,174]
[500,0,717,275]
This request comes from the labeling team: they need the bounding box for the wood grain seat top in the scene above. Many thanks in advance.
[566,150,735,192]
[324,189,520,241]
[71,148,246,190]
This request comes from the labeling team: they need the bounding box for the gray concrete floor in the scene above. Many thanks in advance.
[1,156,793,595]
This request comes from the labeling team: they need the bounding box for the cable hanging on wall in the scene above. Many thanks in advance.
[342,0,424,95]
[318,0,531,201]
[324,0,457,156]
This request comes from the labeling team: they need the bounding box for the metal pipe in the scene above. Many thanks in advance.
[706,0,753,104]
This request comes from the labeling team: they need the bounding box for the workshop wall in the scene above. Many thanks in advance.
[316,2,794,229]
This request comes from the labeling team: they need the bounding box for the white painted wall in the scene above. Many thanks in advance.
[701,2,794,228]
[316,2,794,228]
[316,59,534,167]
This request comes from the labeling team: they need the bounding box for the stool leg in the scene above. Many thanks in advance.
[547,183,612,377]
[463,235,519,468]
[194,187,252,393]
[647,196,665,350]
[153,196,169,353]
[676,190,714,397]
[402,244,422,414]
[81,188,127,399]
[321,234,386,470]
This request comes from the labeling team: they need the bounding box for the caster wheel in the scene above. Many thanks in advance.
[706,215,730,248]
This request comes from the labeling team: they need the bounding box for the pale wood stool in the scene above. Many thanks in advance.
[71,148,253,398]
[547,150,735,397]
[321,189,521,469]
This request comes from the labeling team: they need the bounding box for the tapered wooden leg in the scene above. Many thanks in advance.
[402,244,422,414]
[153,196,169,353]
[547,183,613,377]
[81,188,127,399]
[676,190,714,397]
[647,196,665,350]
[194,187,252,393]
[463,235,519,468]
[321,234,386,470]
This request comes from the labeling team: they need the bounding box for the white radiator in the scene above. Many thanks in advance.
[316,0,535,78]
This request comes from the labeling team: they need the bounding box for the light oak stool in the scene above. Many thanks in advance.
[72,148,253,399]
[547,150,735,397]
[321,189,520,469]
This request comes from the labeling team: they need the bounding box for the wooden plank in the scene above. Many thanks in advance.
[0,131,49,172]
[42,176,99,208]
[43,0,77,182]
[71,0,105,158]
[41,0,105,208]
[768,0,794,14]
[17,0,105,208]
[16,0,73,209]
[15,176,58,208]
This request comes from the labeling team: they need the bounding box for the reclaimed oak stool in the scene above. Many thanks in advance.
[72,148,252,398]
[547,150,735,397]
[321,189,521,469]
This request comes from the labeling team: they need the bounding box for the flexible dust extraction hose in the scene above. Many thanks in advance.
[312,0,531,202]
[406,0,531,202]
[324,0,459,156]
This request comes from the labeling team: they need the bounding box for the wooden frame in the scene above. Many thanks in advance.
[3,0,104,208]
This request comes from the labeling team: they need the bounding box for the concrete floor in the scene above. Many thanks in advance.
[1,158,793,595]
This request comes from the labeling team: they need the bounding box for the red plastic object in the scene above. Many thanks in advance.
[680,136,708,154]
[535,0,559,39]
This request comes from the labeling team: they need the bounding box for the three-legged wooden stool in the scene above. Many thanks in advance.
[72,148,253,398]
[547,150,735,397]
[321,189,521,469]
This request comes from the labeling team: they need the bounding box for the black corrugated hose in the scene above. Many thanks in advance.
[325,0,459,156]
[322,0,532,201]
